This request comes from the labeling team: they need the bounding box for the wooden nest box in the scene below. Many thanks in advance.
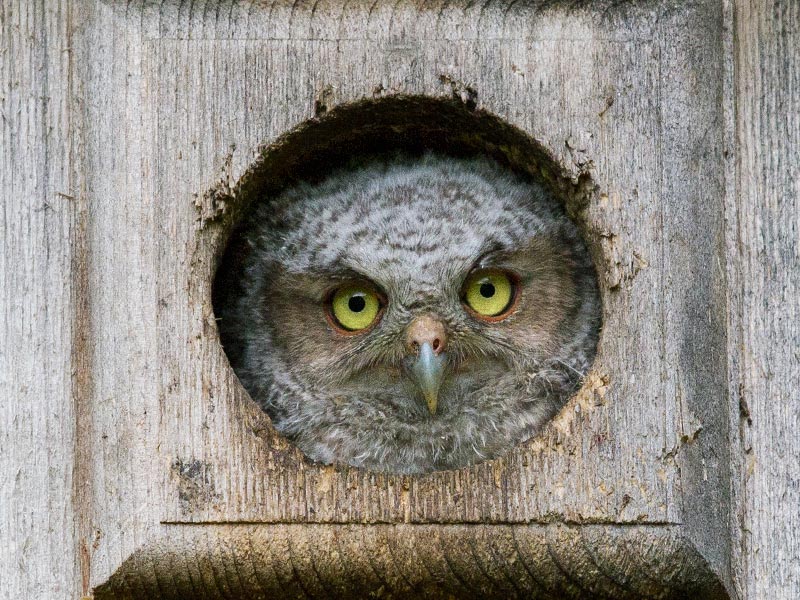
[6,1,798,599]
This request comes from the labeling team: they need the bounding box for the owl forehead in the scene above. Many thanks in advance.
[273,159,548,285]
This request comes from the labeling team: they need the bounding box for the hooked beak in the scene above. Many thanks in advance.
[408,342,447,415]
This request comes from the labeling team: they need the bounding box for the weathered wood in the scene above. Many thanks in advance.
[0,1,81,598]
[94,524,726,599]
[727,1,800,598]
[1,0,797,598]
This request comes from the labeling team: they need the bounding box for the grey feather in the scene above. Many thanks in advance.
[221,154,600,473]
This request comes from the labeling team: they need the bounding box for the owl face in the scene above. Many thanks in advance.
[231,155,599,473]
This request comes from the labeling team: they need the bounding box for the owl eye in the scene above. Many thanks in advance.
[327,283,384,333]
[462,269,518,320]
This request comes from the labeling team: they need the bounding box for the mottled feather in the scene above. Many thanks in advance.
[222,154,600,473]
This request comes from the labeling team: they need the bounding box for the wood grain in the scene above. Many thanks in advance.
[94,524,727,600]
[2,0,796,597]
[728,1,800,598]
[0,1,81,598]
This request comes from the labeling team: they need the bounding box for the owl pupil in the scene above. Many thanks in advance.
[348,295,366,312]
[480,282,495,298]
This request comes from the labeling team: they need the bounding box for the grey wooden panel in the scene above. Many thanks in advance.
[0,0,82,598]
[728,1,800,598]
[13,0,799,597]
[142,1,725,535]
[134,0,727,594]
[68,0,166,586]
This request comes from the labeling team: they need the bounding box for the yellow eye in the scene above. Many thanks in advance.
[328,284,383,332]
[463,270,517,319]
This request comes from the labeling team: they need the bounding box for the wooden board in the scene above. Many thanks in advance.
[1,0,797,598]
[727,1,800,598]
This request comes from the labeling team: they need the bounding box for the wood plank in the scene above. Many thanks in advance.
[0,0,81,597]
[2,0,768,596]
[144,0,726,540]
[94,524,728,600]
[729,1,800,597]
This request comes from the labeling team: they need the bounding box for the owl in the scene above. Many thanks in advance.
[222,154,600,473]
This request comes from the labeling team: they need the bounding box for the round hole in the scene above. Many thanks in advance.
[213,96,601,474]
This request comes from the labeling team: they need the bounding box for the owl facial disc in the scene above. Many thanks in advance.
[404,315,448,414]
[224,154,602,473]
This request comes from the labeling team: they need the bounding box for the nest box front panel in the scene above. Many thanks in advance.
[81,0,730,595]
[148,4,725,529]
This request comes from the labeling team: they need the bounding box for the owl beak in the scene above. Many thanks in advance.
[404,314,448,415]
[409,342,447,415]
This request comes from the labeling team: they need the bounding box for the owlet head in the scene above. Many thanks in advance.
[224,154,600,473]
